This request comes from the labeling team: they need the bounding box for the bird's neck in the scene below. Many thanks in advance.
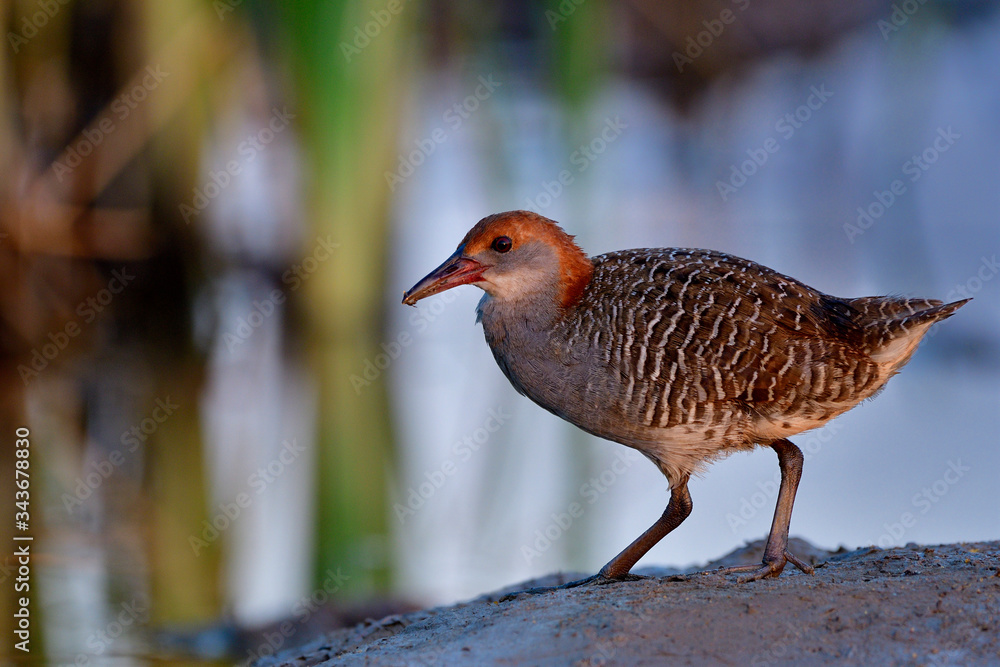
[476,287,562,335]
[553,241,594,308]
[475,286,569,390]
[476,288,571,405]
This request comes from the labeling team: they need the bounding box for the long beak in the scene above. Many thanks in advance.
[402,248,486,306]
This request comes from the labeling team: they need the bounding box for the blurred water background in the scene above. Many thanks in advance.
[0,0,997,663]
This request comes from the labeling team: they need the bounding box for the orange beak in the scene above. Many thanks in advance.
[402,247,486,306]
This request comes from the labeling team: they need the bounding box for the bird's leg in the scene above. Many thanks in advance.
[500,477,692,599]
[714,439,815,583]
[558,476,692,589]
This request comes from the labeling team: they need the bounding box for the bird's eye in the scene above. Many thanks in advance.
[491,236,512,253]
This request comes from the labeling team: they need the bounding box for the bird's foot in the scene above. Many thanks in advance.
[560,572,646,589]
[497,573,642,602]
[707,549,815,584]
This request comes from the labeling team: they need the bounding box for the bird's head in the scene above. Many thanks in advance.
[402,211,594,308]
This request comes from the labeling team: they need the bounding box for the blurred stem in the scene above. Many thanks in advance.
[147,371,221,621]
[140,0,225,621]
[550,0,609,112]
[277,0,409,595]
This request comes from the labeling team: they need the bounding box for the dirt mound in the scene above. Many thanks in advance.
[258,540,1000,666]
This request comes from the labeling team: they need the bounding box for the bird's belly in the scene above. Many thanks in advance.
[751,413,840,442]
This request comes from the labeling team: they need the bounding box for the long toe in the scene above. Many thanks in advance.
[558,573,603,589]
[734,561,786,584]
[498,572,646,601]
[557,572,647,590]
[707,549,815,583]
[498,584,562,601]
[783,549,815,575]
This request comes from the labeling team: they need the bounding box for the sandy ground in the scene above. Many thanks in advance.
[257,539,999,666]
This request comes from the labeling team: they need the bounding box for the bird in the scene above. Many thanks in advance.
[402,210,968,585]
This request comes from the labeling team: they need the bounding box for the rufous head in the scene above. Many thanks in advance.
[402,211,594,308]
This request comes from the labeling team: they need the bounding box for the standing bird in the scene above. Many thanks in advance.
[402,211,967,584]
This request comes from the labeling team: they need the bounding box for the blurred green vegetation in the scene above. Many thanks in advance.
[276,0,410,594]
[0,0,419,657]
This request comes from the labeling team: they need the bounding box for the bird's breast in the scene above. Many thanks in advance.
[478,295,729,452]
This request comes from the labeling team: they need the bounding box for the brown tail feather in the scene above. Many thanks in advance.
[866,298,970,368]
[847,296,943,320]
[892,298,970,330]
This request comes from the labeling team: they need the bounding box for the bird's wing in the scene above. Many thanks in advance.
[585,249,875,426]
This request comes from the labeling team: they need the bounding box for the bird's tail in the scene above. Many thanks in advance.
[855,297,970,369]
